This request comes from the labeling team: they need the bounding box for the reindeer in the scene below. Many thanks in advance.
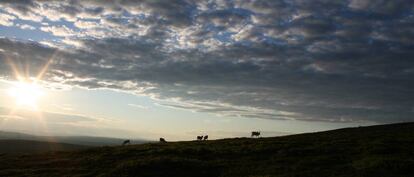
[203,135,208,141]
[122,140,131,146]
[251,131,260,138]
[197,136,203,141]
[159,137,167,143]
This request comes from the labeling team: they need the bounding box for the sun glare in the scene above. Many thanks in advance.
[8,81,45,110]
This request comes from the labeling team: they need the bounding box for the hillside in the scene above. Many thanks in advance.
[0,131,148,146]
[0,122,413,177]
[0,140,89,154]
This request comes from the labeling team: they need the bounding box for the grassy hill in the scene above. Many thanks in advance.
[0,122,413,177]
[0,140,89,154]
[0,131,148,146]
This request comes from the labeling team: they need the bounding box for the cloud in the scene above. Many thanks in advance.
[128,104,149,110]
[0,0,413,123]
[0,114,25,120]
[18,24,36,30]
[348,0,413,17]
[74,20,100,29]
[0,13,16,26]
[0,106,97,123]
[40,25,78,37]
[0,106,142,138]
[0,0,43,22]
[197,9,251,31]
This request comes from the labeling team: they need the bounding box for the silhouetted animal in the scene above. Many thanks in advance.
[203,135,208,141]
[159,138,167,143]
[251,131,260,137]
[197,136,203,141]
[122,140,130,146]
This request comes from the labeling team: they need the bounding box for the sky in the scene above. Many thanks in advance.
[0,0,413,141]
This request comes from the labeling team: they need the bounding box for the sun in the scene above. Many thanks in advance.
[7,80,45,110]
[4,51,56,111]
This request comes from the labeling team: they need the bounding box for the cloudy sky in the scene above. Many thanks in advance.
[0,0,413,140]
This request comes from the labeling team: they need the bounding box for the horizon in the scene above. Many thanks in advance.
[0,0,413,141]
[1,122,409,142]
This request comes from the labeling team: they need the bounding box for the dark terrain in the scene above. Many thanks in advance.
[0,140,88,154]
[0,122,413,177]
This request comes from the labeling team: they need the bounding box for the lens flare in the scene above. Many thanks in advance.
[8,80,45,110]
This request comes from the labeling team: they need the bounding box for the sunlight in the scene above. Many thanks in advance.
[3,49,56,112]
[7,80,45,110]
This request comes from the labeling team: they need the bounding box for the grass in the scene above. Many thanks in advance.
[0,122,413,177]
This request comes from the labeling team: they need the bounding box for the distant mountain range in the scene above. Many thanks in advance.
[0,131,149,147]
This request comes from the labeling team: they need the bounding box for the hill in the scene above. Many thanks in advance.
[0,122,413,177]
[0,140,89,154]
[0,131,147,146]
